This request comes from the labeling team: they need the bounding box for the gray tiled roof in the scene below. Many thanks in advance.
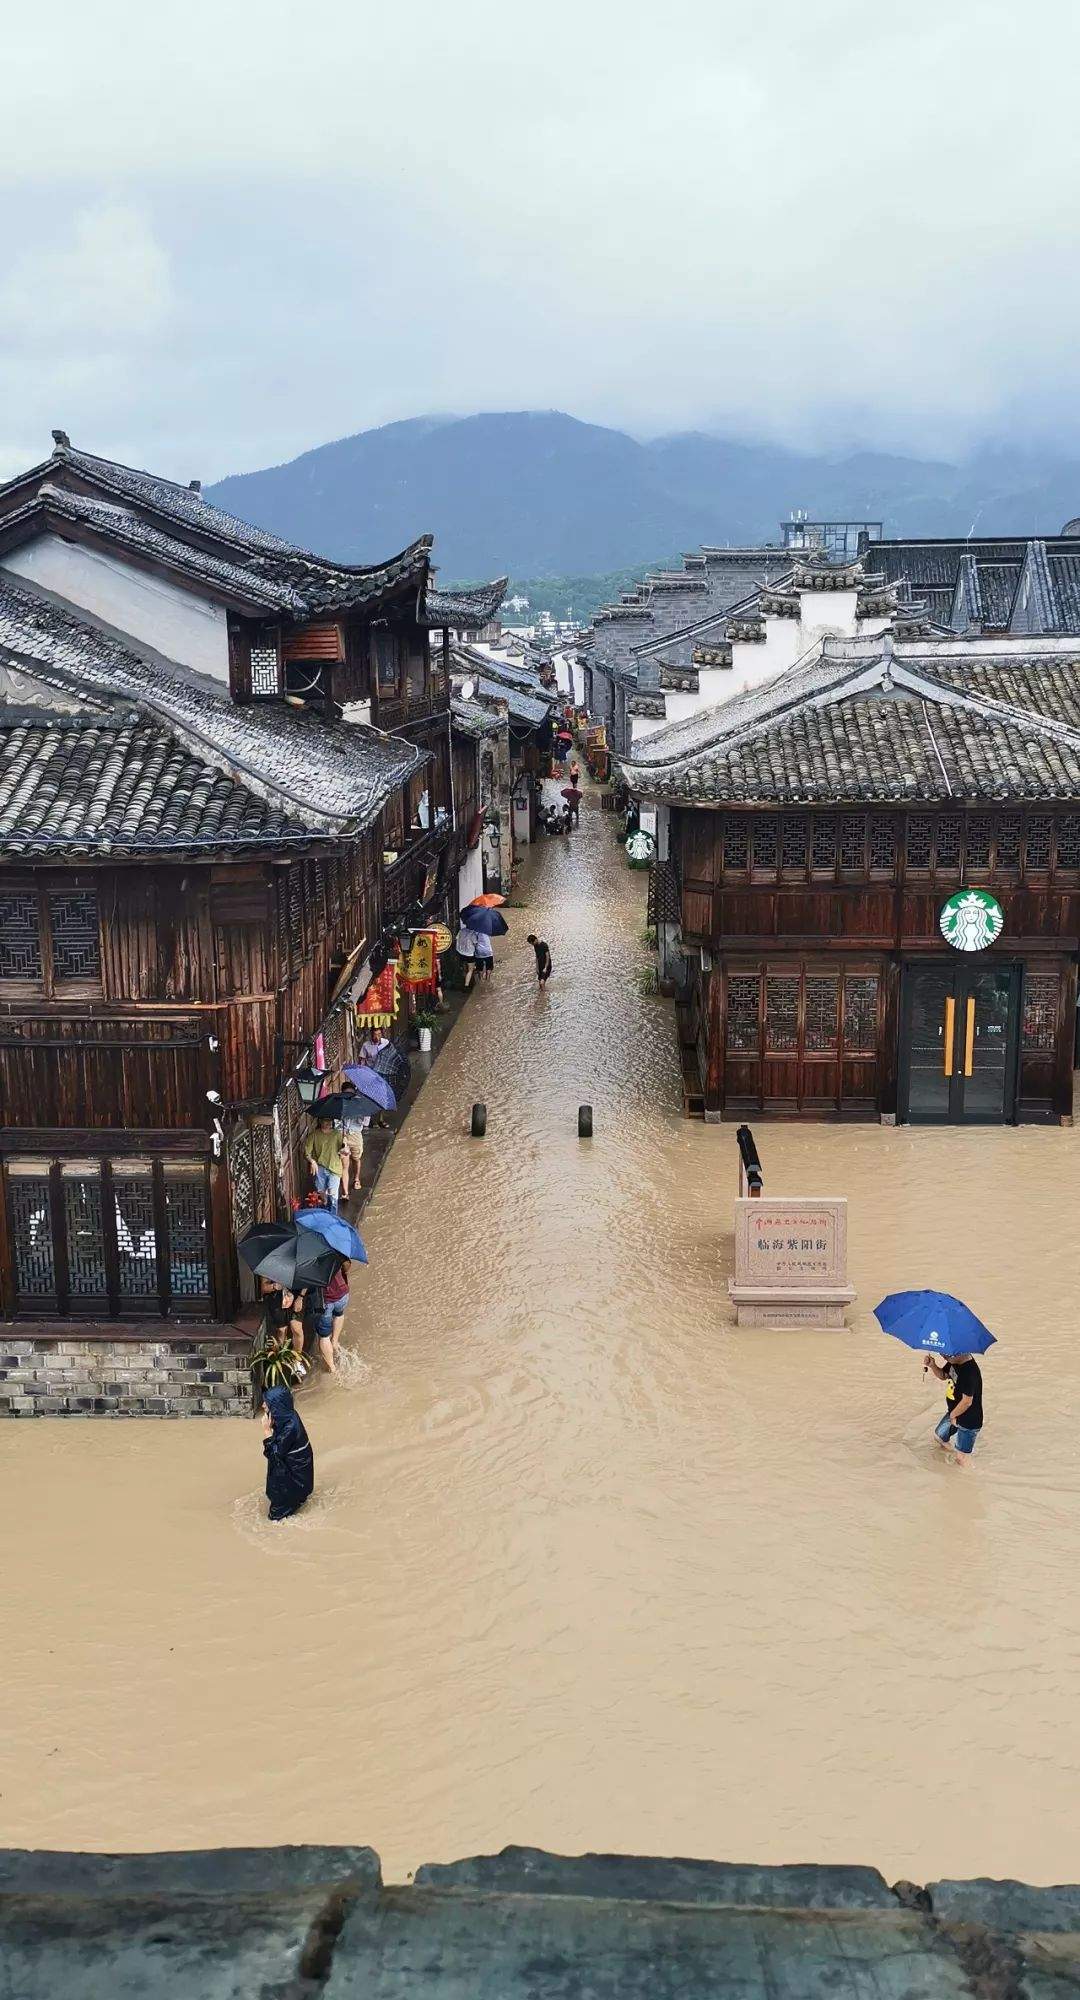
[1,443,432,618]
[0,713,316,857]
[623,635,1080,805]
[451,644,551,699]
[583,553,793,687]
[873,535,1080,636]
[424,577,508,628]
[9,484,306,613]
[475,676,550,726]
[450,696,503,739]
[0,574,424,847]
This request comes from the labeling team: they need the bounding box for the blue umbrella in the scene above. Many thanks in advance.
[461,905,509,936]
[343,1063,397,1111]
[295,1207,368,1263]
[874,1290,996,1357]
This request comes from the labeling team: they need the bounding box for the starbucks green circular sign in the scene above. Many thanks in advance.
[939,889,1005,952]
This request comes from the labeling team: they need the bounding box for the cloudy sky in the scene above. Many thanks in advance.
[2,0,1078,483]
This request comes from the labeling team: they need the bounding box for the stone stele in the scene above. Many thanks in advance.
[728,1196,855,1329]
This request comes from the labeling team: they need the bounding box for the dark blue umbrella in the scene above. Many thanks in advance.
[343,1063,397,1111]
[370,1039,410,1096]
[462,905,509,936]
[874,1291,996,1357]
[295,1208,368,1263]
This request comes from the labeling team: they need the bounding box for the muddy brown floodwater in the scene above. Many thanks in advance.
[4,787,1080,1887]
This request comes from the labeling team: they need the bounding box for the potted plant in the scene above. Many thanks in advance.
[414,1006,437,1053]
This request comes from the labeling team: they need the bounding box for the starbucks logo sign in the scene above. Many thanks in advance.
[939,889,1005,953]
[626,830,655,862]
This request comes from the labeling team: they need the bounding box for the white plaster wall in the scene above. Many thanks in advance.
[457,844,484,912]
[630,713,667,745]
[2,533,231,682]
[796,589,860,643]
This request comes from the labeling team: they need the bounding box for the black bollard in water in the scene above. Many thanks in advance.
[471,1102,487,1138]
[578,1104,593,1139]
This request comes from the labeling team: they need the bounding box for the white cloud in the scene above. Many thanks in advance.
[0,202,173,346]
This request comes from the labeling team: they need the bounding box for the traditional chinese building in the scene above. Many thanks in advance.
[623,631,1080,1127]
[0,571,425,1356]
[861,526,1080,636]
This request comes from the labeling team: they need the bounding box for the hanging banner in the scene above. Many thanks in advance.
[356,962,398,1028]
[399,930,438,992]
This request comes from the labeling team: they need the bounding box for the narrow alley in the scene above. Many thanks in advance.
[3,788,1080,1887]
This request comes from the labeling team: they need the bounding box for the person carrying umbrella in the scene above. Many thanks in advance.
[874,1290,993,1465]
[926,1351,985,1462]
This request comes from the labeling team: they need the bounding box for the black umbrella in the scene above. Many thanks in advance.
[238,1223,343,1291]
[302,1092,358,1124]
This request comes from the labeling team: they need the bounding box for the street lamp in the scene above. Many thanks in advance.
[294,1064,329,1109]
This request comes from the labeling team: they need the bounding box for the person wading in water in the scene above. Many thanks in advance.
[261,1385,315,1520]
[527,934,552,987]
[925,1351,985,1463]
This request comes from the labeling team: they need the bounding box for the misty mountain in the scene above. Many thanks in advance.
[205,412,1080,582]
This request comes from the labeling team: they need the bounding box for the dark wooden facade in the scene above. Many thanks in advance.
[674,804,1080,1125]
[0,836,383,1320]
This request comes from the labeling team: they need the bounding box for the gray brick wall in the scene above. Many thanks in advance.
[0,1337,253,1416]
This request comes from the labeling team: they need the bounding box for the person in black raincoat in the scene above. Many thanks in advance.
[261,1385,315,1521]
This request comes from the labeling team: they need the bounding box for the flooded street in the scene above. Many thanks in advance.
[4,789,1080,1887]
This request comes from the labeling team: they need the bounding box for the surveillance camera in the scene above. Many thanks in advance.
[205,1089,222,1106]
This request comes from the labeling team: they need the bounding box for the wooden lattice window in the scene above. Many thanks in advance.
[49,890,101,983]
[375,628,400,690]
[935,815,962,872]
[780,814,809,876]
[868,815,897,874]
[1056,814,1080,870]
[997,813,1021,870]
[811,818,837,873]
[1025,814,1053,873]
[751,816,780,874]
[0,889,42,981]
[839,814,865,871]
[7,1164,54,1297]
[163,1164,211,1300]
[1022,974,1058,1051]
[764,975,799,1052]
[906,815,932,871]
[726,975,759,1053]
[250,630,282,697]
[843,976,879,1055]
[288,867,304,968]
[0,884,100,992]
[112,1162,158,1299]
[804,976,839,1052]
[723,815,749,871]
[61,1164,106,1298]
[966,814,994,871]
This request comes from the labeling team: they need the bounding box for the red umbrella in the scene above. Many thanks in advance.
[561,786,582,802]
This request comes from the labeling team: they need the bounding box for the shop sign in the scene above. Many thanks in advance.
[939,889,1005,953]
[399,930,437,991]
[357,963,398,1025]
[626,830,655,863]
[431,923,454,955]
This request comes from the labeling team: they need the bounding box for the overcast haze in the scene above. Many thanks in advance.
[2,0,1079,485]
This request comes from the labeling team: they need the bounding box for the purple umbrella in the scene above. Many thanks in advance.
[343,1063,397,1111]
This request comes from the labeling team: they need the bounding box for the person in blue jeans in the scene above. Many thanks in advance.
[925,1351,984,1463]
[304,1118,344,1206]
[312,1261,351,1374]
